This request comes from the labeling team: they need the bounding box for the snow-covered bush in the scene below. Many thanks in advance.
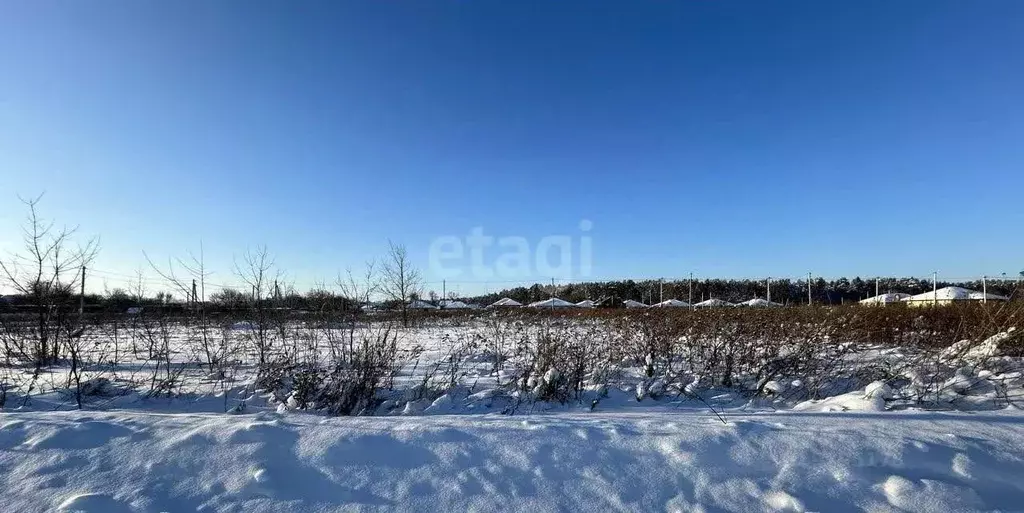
[258,322,403,415]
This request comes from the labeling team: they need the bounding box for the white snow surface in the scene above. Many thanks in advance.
[651,299,690,308]
[694,298,735,307]
[5,408,1024,513]
[489,297,523,307]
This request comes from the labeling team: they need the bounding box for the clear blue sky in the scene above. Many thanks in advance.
[2,1,1023,296]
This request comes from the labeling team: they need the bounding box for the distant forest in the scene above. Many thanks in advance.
[2,276,1020,312]
[466,276,1023,307]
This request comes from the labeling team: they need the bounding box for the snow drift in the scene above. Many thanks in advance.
[4,408,1024,513]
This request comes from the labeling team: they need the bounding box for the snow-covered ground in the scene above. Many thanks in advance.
[3,315,1024,511]
[3,407,1024,512]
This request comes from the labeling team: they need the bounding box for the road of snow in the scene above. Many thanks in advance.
[2,408,1024,512]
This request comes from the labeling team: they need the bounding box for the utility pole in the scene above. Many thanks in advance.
[875,277,879,298]
[983,275,987,304]
[932,271,938,306]
[192,279,198,308]
[442,279,446,308]
[659,279,663,304]
[808,272,813,305]
[79,265,86,317]
[688,272,693,309]
[767,276,771,303]
[550,277,554,299]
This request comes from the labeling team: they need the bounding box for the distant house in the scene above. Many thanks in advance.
[904,286,1009,307]
[439,299,473,309]
[489,297,523,308]
[859,293,911,306]
[694,298,735,308]
[576,299,596,308]
[528,297,578,308]
[407,299,437,309]
[652,299,690,308]
[622,299,649,308]
[737,298,783,308]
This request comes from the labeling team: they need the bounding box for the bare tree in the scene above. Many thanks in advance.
[379,241,421,328]
[338,260,379,312]
[0,195,98,365]
[338,261,379,361]
[145,242,219,369]
[235,246,281,369]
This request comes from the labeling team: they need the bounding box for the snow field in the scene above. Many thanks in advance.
[4,318,1022,417]
[4,313,1024,511]
[3,408,1024,512]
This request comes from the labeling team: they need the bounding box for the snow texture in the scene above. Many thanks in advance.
[4,408,1024,512]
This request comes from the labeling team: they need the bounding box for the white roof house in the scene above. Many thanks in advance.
[622,299,649,308]
[439,299,473,309]
[576,299,596,308]
[489,297,523,307]
[967,290,1010,301]
[407,299,437,309]
[694,298,735,308]
[652,299,690,308]
[738,298,784,308]
[528,297,578,308]
[903,286,1009,305]
[859,293,912,305]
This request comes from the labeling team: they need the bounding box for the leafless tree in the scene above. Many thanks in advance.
[380,241,421,328]
[338,260,379,311]
[0,195,98,365]
[145,242,219,369]
[337,260,379,361]
[235,246,281,369]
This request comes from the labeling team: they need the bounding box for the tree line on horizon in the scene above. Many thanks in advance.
[464,275,1023,307]
[4,275,1021,313]
[3,197,1021,313]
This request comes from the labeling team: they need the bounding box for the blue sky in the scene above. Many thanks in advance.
[2,1,1023,296]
